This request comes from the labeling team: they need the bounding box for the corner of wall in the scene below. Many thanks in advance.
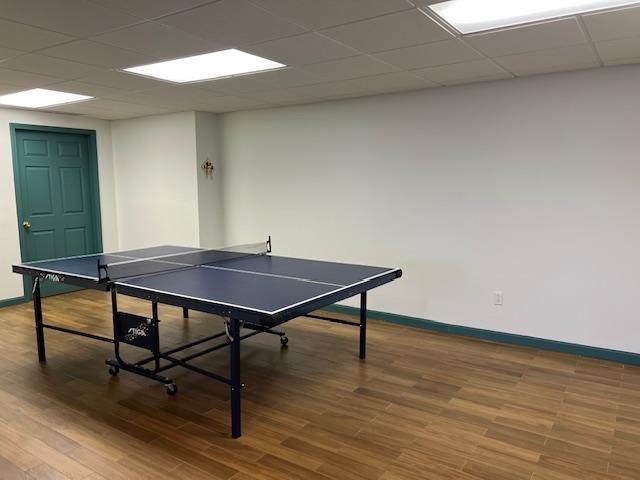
[194,112,225,248]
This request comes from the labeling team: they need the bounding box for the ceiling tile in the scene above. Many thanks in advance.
[245,88,322,104]
[92,21,218,60]
[355,71,438,93]
[108,105,174,116]
[268,98,319,107]
[0,19,74,51]
[78,70,167,90]
[374,39,480,70]
[466,18,588,57]
[0,46,24,62]
[158,0,306,48]
[52,99,171,117]
[39,40,158,68]
[283,80,375,99]
[1,54,103,80]
[143,85,227,100]
[595,37,640,65]
[321,9,452,53]
[0,0,143,37]
[198,75,273,94]
[248,0,412,29]
[317,91,377,102]
[278,72,437,99]
[0,83,24,95]
[494,44,600,76]
[0,67,63,87]
[412,59,512,85]
[110,85,226,109]
[244,33,360,67]
[45,80,131,98]
[302,55,398,83]
[85,111,151,119]
[73,98,171,113]
[197,68,320,94]
[87,0,215,20]
[412,0,454,7]
[47,102,119,115]
[289,71,438,98]
[104,92,188,109]
[196,95,270,112]
[582,5,640,42]
[81,112,123,119]
[242,67,321,88]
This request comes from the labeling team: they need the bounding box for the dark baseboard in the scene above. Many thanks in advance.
[0,296,28,308]
[4,294,637,365]
[325,305,640,366]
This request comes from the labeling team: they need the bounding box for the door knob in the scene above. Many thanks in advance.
[22,220,31,230]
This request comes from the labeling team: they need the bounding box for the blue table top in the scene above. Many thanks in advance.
[16,246,198,280]
[15,245,400,315]
[118,254,396,314]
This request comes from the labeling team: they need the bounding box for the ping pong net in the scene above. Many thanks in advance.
[97,237,271,283]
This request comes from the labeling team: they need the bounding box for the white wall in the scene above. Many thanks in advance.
[195,112,224,248]
[220,64,640,353]
[111,111,200,249]
[0,107,116,301]
[3,65,638,353]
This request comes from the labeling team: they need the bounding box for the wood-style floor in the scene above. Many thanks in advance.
[0,290,639,480]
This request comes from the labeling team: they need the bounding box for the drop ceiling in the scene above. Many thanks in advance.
[0,0,638,119]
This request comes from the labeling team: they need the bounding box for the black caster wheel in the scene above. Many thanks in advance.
[280,336,289,346]
[108,366,119,376]
[165,383,178,396]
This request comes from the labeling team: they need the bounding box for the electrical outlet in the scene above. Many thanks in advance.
[494,291,503,306]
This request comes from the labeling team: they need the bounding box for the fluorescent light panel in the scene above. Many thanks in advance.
[0,88,93,108]
[428,0,640,34]
[123,49,286,83]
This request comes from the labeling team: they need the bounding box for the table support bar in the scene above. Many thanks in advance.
[42,323,114,344]
[303,314,360,327]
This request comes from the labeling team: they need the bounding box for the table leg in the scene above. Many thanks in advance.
[183,307,189,319]
[111,288,123,364]
[359,292,367,360]
[152,301,161,372]
[229,318,242,438]
[32,277,46,362]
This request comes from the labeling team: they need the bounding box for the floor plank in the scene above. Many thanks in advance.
[0,290,637,479]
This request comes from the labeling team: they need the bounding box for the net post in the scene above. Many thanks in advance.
[97,260,109,282]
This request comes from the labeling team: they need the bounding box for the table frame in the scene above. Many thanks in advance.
[26,274,376,438]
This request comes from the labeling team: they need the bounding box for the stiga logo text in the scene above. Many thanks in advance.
[128,326,147,337]
[124,322,150,342]
[40,273,64,282]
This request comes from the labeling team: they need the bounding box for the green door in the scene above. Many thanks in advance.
[14,128,101,297]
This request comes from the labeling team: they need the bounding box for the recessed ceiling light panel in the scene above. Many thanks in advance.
[123,49,286,83]
[0,88,93,108]
[428,0,640,34]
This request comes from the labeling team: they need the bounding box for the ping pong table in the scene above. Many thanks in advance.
[12,238,401,438]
